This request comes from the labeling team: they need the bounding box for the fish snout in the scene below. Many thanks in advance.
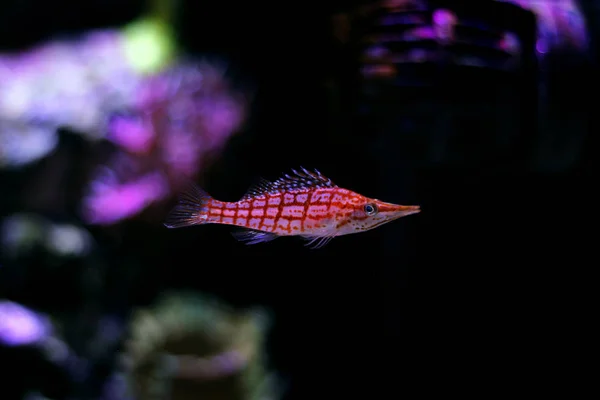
[394,205,420,217]
[378,203,421,218]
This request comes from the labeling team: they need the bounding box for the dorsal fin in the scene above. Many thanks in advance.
[241,178,276,200]
[240,167,337,200]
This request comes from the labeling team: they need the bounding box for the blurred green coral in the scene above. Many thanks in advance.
[122,16,176,76]
[122,291,279,400]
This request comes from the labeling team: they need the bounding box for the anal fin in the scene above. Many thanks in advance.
[231,229,279,245]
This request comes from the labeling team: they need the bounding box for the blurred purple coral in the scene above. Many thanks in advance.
[0,29,143,167]
[0,24,248,226]
[0,30,141,135]
[0,300,50,346]
[495,0,588,55]
[432,9,457,44]
[82,62,248,226]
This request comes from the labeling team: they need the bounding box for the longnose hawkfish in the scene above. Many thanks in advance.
[164,168,420,249]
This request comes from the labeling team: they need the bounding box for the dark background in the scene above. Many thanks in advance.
[0,0,595,398]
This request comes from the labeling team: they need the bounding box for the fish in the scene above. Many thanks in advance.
[164,167,420,249]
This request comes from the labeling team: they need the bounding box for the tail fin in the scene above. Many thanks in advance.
[164,183,213,229]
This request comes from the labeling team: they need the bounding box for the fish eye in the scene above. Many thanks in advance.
[364,203,378,216]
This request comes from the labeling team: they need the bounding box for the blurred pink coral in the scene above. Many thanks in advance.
[106,115,155,154]
[82,172,169,225]
[82,62,248,226]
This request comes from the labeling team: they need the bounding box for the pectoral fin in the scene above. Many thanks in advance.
[301,235,335,250]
